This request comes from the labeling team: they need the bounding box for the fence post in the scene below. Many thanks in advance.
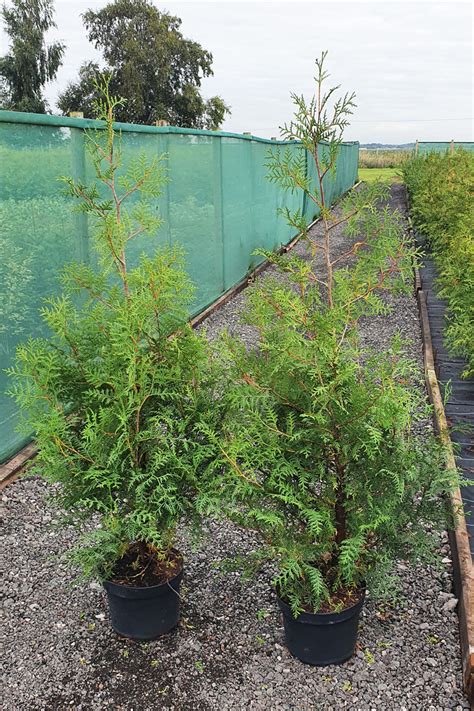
[246,133,257,270]
[160,132,172,246]
[415,139,419,155]
[212,137,225,293]
[150,121,171,244]
[450,139,454,154]
[69,113,89,264]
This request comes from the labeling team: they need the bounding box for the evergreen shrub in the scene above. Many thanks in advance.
[8,79,215,582]
[199,54,461,616]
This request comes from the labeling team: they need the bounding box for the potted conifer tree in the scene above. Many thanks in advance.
[8,80,215,640]
[200,53,461,665]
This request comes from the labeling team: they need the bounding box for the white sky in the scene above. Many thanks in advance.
[1,0,473,143]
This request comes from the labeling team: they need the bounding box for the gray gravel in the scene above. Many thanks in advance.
[0,184,469,710]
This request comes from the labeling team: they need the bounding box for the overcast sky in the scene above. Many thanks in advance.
[1,0,472,143]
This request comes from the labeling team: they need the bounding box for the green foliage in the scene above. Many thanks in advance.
[55,61,101,120]
[57,0,230,129]
[8,78,216,580]
[204,95,231,132]
[403,150,474,377]
[0,0,65,112]
[200,53,460,616]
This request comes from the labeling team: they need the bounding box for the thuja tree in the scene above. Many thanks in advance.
[200,53,459,615]
[8,79,215,581]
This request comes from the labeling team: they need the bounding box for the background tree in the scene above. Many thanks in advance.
[0,0,64,113]
[57,0,230,128]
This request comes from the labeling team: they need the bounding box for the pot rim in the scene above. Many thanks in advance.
[276,585,366,624]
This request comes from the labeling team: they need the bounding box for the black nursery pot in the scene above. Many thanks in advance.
[277,591,365,666]
[103,567,183,641]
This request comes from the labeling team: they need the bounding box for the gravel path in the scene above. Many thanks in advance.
[0,184,469,710]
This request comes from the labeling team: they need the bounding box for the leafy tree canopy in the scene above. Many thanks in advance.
[57,0,230,128]
[0,0,65,113]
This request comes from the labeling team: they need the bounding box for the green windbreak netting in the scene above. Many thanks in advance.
[0,111,359,463]
[418,142,474,153]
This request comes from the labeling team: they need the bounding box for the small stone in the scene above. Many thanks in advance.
[442,598,458,613]
[438,592,452,601]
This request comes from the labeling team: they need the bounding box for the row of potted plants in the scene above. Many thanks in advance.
[9,61,461,666]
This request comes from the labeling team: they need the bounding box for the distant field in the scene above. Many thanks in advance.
[359,149,411,168]
[358,148,410,183]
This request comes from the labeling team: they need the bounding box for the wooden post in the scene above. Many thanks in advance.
[450,139,455,154]
[155,120,168,127]
[69,111,84,119]
[417,285,474,704]
[415,139,419,155]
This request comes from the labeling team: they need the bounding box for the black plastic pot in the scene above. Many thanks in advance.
[103,567,183,640]
[277,591,365,666]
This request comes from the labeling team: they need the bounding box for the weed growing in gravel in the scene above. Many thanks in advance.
[200,52,461,618]
[363,648,375,665]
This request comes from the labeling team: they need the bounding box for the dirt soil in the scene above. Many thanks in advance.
[110,545,183,588]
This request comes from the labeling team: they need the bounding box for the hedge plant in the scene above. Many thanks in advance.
[403,149,474,377]
[8,79,216,581]
[200,53,460,616]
